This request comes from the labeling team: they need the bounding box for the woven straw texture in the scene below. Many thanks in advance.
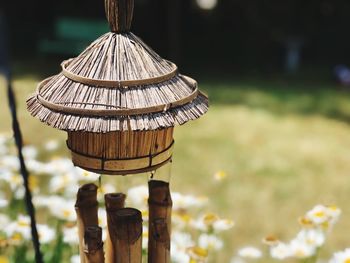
[26,5,208,133]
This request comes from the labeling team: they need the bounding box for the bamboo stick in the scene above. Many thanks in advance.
[108,208,143,263]
[148,180,173,263]
[75,184,99,263]
[105,193,126,263]
[84,226,105,263]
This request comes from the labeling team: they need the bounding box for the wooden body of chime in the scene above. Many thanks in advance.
[67,128,174,175]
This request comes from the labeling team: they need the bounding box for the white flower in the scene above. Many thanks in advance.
[44,140,59,151]
[0,198,8,208]
[37,224,55,244]
[191,213,218,231]
[49,174,77,193]
[213,171,227,181]
[70,254,80,263]
[290,238,316,259]
[0,214,10,231]
[0,144,7,155]
[172,192,207,210]
[99,183,116,195]
[142,226,148,249]
[190,213,232,233]
[230,257,246,263]
[26,159,46,174]
[238,247,262,259]
[43,158,74,175]
[22,146,38,160]
[326,205,341,226]
[296,229,325,248]
[186,247,209,261]
[48,198,76,221]
[63,226,79,244]
[329,248,350,263]
[172,231,195,249]
[198,233,223,251]
[306,205,329,225]
[127,185,148,208]
[171,232,194,263]
[4,215,31,241]
[98,183,117,201]
[0,172,22,190]
[75,168,100,182]
[213,219,235,232]
[1,155,20,170]
[98,208,107,228]
[63,184,80,197]
[171,244,191,263]
[14,187,25,199]
[270,242,292,260]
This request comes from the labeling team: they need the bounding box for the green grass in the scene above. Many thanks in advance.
[2,74,350,262]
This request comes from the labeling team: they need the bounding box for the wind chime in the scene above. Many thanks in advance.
[27,0,208,262]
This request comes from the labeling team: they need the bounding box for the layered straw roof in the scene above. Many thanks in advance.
[26,0,208,132]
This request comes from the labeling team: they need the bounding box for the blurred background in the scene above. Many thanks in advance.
[1,0,350,262]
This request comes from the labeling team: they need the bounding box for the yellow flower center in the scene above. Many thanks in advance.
[299,217,313,226]
[263,235,280,246]
[178,214,191,223]
[345,259,350,263]
[191,247,208,258]
[295,249,305,257]
[203,213,218,225]
[314,211,325,218]
[10,175,21,184]
[214,171,227,180]
[29,176,38,191]
[18,220,29,227]
[63,210,72,218]
[327,205,338,211]
[141,210,149,218]
[11,233,23,241]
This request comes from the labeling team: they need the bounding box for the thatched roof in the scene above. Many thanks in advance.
[26,0,208,132]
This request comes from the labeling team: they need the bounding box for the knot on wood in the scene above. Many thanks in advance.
[151,218,171,249]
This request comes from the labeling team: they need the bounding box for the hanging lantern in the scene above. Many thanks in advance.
[26,0,208,176]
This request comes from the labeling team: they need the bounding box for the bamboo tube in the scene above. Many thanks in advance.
[84,226,105,263]
[105,193,126,263]
[75,184,99,263]
[108,208,143,263]
[148,180,173,263]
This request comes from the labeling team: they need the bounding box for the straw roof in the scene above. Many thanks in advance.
[26,0,208,132]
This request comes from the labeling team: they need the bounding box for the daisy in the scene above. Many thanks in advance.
[238,246,262,259]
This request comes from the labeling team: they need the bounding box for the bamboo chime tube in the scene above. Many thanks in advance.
[84,226,105,263]
[105,193,126,263]
[148,180,173,263]
[75,184,99,263]
[108,208,143,263]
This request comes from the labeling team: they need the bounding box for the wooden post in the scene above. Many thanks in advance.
[84,226,105,263]
[105,193,126,263]
[75,184,99,263]
[148,180,173,263]
[108,208,143,263]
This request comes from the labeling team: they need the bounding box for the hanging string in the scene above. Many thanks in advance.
[6,72,44,263]
[1,10,43,263]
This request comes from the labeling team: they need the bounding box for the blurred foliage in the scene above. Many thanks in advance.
[3,0,350,72]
